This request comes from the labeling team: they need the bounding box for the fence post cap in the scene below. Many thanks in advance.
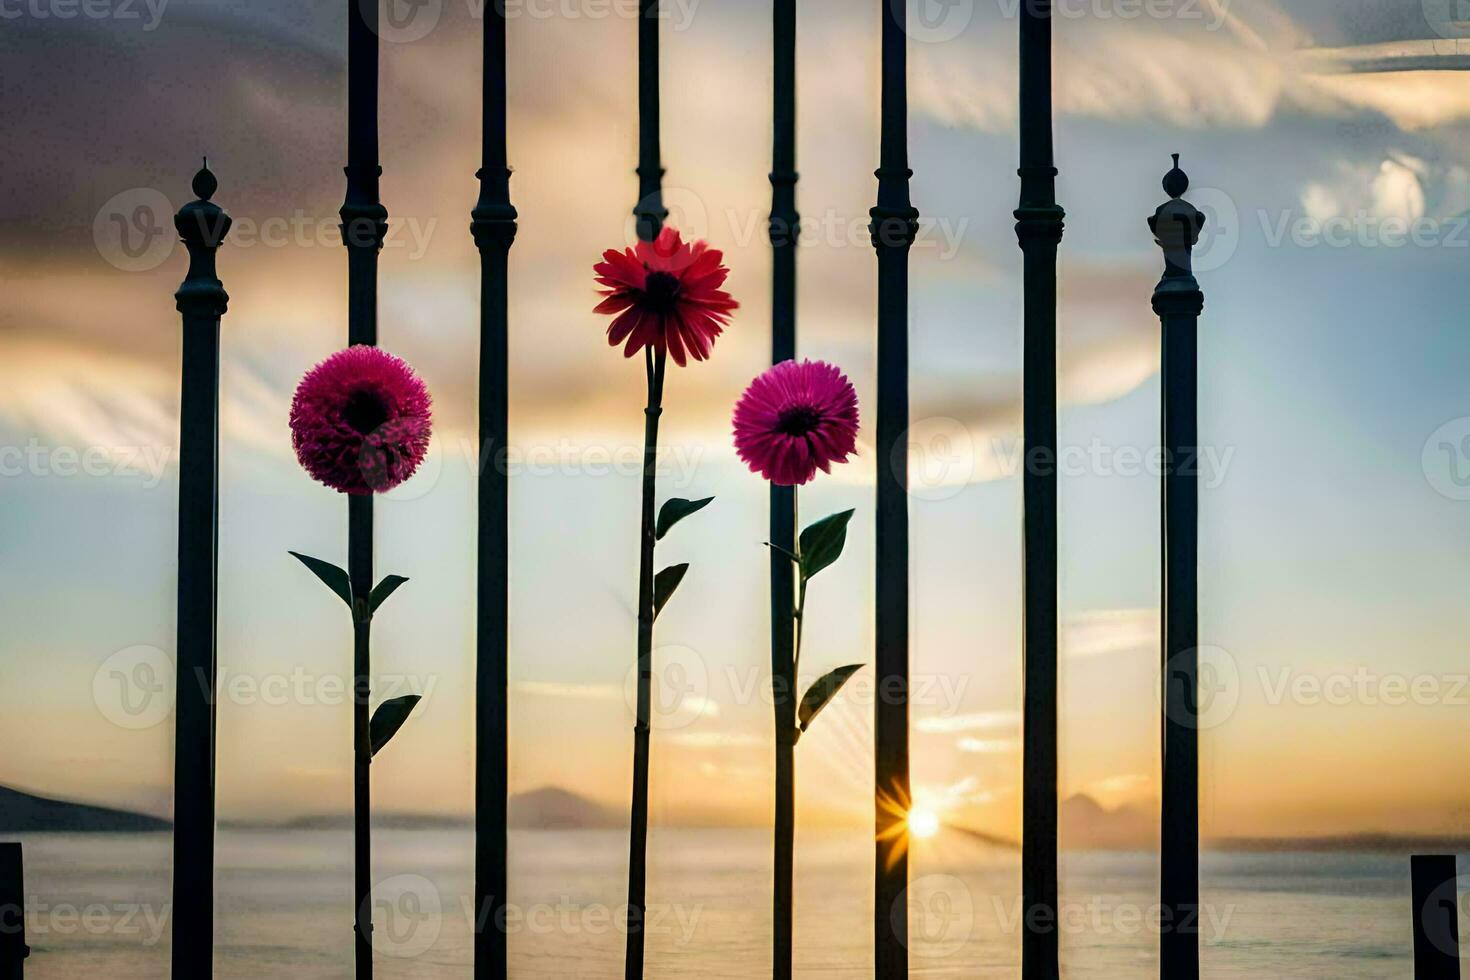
[174,158,231,317]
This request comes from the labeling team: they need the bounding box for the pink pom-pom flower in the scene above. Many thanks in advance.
[733,359,860,487]
[289,345,433,495]
[593,227,739,367]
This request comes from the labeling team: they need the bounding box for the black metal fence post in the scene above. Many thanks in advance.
[472,1,518,977]
[340,1,387,976]
[769,2,799,978]
[1412,855,1461,979]
[1016,2,1064,977]
[1,844,29,979]
[1152,154,1204,980]
[634,0,666,244]
[872,2,918,977]
[171,160,231,980]
[625,4,666,979]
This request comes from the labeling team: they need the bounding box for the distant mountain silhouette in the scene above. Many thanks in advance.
[0,785,169,832]
[509,787,619,829]
[221,787,620,832]
[233,813,472,832]
[949,794,1154,852]
[1060,793,1155,850]
[1210,833,1470,855]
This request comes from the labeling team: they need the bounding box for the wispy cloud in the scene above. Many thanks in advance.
[915,710,1020,735]
[957,737,1020,755]
[1063,608,1158,660]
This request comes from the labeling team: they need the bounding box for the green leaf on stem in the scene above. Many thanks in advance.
[288,552,353,609]
[798,664,864,732]
[368,575,410,614]
[369,695,422,758]
[656,497,715,541]
[653,564,690,619]
[798,509,856,581]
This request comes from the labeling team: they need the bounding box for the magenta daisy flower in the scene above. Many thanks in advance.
[593,227,739,366]
[290,345,433,495]
[734,359,860,487]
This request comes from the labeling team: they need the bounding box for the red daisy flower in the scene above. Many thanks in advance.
[593,227,739,366]
[733,359,860,487]
[290,345,433,495]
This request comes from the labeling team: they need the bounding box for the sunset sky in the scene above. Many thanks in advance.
[6,0,1470,847]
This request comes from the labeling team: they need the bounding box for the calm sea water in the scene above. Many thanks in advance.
[11,829,1428,977]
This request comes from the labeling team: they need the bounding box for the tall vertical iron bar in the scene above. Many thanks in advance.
[871,1,917,976]
[340,1,385,976]
[625,4,666,976]
[0,844,27,980]
[343,0,385,351]
[1411,855,1461,979]
[634,0,666,243]
[1016,2,1064,977]
[1159,302,1200,980]
[171,162,230,980]
[472,0,517,976]
[1153,155,1203,980]
[769,2,799,978]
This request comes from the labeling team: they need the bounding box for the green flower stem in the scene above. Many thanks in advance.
[625,343,666,980]
[348,493,373,980]
[774,556,809,980]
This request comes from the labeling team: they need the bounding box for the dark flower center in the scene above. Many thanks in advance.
[343,388,391,436]
[641,269,683,314]
[776,406,823,438]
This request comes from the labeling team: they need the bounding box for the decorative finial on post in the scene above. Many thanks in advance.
[1163,153,1187,198]
[174,159,231,318]
[193,158,217,201]
[1149,153,1206,295]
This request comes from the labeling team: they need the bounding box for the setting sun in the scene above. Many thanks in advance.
[907,808,941,840]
